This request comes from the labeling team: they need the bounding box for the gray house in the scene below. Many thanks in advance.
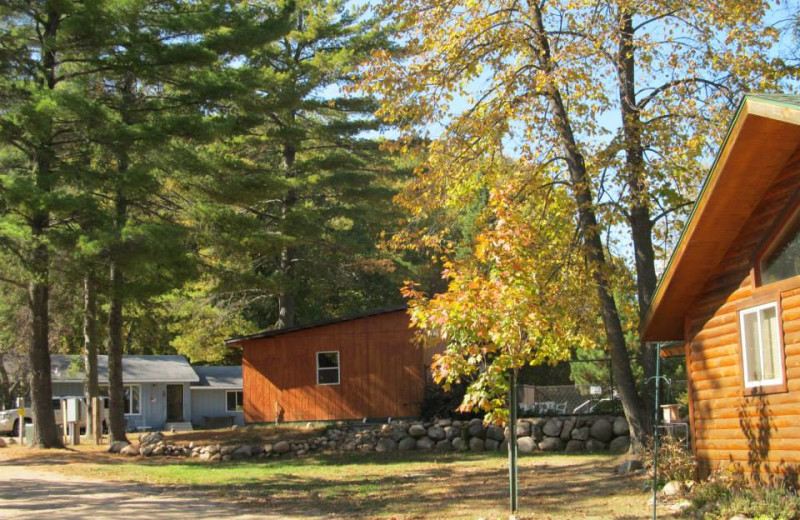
[50,355,242,431]
[191,366,244,427]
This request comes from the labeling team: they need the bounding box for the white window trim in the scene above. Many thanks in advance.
[124,384,142,416]
[740,302,784,389]
[316,351,340,386]
[226,390,244,412]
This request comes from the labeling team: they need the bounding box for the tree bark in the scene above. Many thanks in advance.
[275,140,297,329]
[107,196,128,443]
[83,273,100,439]
[616,8,657,423]
[530,3,649,450]
[0,353,9,410]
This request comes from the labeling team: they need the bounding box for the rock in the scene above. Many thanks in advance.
[233,445,253,459]
[467,418,486,438]
[220,445,235,456]
[376,438,398,453]
[585,439,607,452]
[613,416,629,436]
[398,437,417,451]
[109,441,130,453]
[390,428,406,442]
[444,426,458,440]
[590,418,613,442]
[539,437,564,452]
[152,446,164,456]
[120,444,140,456]
[251,445,264,456]
[273,441,291,454]
[531,424,544,442]
[231,424,239,431]
[661,480,683,497]
[435,439,451,451]
[485,438,499,451]
[666,500,693,516]
[437,419,452,427]
[427,425,446,441]
[469,437,485,452]
[499,439,509,453]
[408,424,427,438]
[571,426,590,441]
[451,437,467,451]
[617,459,643,474]
[209,453,221,462]
[560,417,576,442]
[140,445,153,456]
[139,431,164,446]
[516,420,532,437]
[565,440,585,453]
[416,437,435,450]
[0,438,6,448]
[542,418,563,437]
[222,454,232,461]
[609,436,631,455]
[517,437,535,454]
[206,444,220,455]
[487,425,505,442]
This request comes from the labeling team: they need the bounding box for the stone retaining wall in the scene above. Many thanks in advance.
[112,415,631,461]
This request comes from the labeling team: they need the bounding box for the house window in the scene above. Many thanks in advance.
[739,302,783,388]
[760,210,800,285]
[317,351,340,385]
[226,390,243,412]
[124,385,141,415]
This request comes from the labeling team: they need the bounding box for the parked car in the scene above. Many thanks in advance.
[0,407,31,435]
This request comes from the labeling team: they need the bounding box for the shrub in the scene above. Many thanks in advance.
[692,469,800,520]
[420,381,478,421]
[643,435,696,487]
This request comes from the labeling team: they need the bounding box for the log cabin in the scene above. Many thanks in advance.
[226,307,439,422]
[642,94,800,483]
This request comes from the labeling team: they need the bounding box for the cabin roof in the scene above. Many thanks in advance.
[51,354,200,384]
[641,94,800,341]
[191,365,242,389]
[225,305,408,346]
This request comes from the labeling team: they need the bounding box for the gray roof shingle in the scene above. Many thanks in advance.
[191,366,242,389]
[51,355,199,384]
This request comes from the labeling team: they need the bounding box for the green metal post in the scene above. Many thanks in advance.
[653,343,661,520]
[509,368,519,514]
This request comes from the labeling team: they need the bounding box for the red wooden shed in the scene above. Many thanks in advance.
[642,94,800,481]
[227,307,438,422]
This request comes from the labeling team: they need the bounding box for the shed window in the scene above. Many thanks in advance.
[761,211,800,285]
[124,385,140,415]
[739,303,783,388]
[317,351,340,385]
[226,391,243,412]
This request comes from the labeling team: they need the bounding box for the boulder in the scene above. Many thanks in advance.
[120,444,140,456]
[109,441,130,453]
[661,480,683,497]
[542,418,563,438]
[416,436,435,450]
[273,441,291,454]
[467,418,486,438]
[152,446,164,456]
[531,424,544,442]
[220,445,235,456]
[613,416,629,437]
[565,440,585,453]
[427,425,446,441]
[585,439,607,452]
[139,431,164,446]
[262,443,273,454]
[408,424,427,438]
[571,426,590,441]
[484,438,499,451]
[517,436,536,454]
[590,418,613,442]
[435,439,451,451]
[390,427,407,442]
[451,437,467,451]
[609,436,631,455]
[140,445,153,456]
[398,437,417,451]
[487,425,505,442]
[232,445,253,459]
[0,437,6,448]
[206,444,220,455]
[375,438,398,453]
[444,426,458,440]
[437,419,452,427]
[469,437,485,452]
[516,420,532,437]
[560,417,576,442]
[539,437,564,452]
[499,439,509,453]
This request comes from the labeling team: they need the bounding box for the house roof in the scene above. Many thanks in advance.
[225,305,408,346]
[641,94,800,341]
[51,355,200,384]
[191,366,242,389]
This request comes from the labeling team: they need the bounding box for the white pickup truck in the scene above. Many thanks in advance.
[0,397,106,434]
[0,406,31,435]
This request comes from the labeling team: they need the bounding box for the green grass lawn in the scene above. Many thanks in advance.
[19,450,660,519]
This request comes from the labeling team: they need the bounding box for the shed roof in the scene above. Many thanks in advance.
[641,94,800,341]
[51,355,199,384]
[191,366,242,389]
[225,305,408,346]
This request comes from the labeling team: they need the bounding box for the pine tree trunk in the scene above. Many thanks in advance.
[83,273,100,438]
[276,141,297,329]
[530,3,649,450]
[0,353,9,410]
[107,194,129,443]
[616,9,657,424]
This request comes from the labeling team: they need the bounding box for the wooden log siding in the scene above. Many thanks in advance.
[241,310,427,422]
[685,149,800,479]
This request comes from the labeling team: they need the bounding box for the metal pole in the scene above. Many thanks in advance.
[653,343,662,520]
[509,368,519,514]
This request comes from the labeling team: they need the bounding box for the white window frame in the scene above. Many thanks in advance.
[226,390,244,412]
[316,351,340,386]
[739,302,784,389]
[124,384,141,416]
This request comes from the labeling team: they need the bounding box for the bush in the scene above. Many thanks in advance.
[420,381,478,421]
[692,469,800,520]
[643,435,696,487]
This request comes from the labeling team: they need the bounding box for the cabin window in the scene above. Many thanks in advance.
[739,302,783,388]
[124,385,141,415]
[316,351,340,385]
[760,209,800,285]
[226,390,244,412]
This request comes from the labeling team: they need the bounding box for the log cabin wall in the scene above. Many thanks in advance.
[685,148,800,481]
[241,310,428,422]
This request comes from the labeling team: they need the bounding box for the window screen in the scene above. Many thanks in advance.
[317,351,340,385]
